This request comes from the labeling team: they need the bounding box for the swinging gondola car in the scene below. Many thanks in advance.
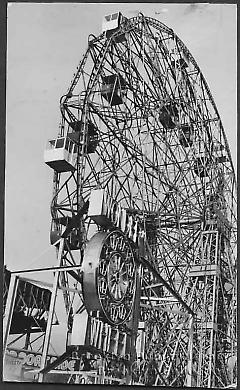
[179,124,193,147]
[69,120,99,154]
[193,155,210,177]
[159,101,179,129]
[44,137,77,172]
[102,12,126,42]
[101,73,126,106]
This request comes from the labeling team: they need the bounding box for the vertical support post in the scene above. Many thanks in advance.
[207,230,219,388]
[186,316,194,387]
[126,264,142,385]
[24,332,31,349]
[3,274,19,356]
[38,238,64,382]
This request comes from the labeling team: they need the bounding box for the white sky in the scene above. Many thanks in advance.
[5,3,237,353]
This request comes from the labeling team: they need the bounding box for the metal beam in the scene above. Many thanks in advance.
[11,264,83,275]
[3,274,19,356]
[38,238,64,383]
[138,254,195,316]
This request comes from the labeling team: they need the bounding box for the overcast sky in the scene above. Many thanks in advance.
[5,3,237,353]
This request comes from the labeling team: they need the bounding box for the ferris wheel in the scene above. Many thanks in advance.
[43,12,237,387]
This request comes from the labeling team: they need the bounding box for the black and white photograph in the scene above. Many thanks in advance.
[3,3,237,387]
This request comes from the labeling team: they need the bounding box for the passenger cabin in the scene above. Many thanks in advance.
[171,57,188,70]
[44,137,77,173]
[179,124,193,147]
[50,218,83,250]
[102,12,126,42]
[50,229,83,250]
[159,102,178,129]
[69,120,99,153]
[205,194,217,222]
[214,146,228,164]
[194,156,210,177]
[101,74,126,106]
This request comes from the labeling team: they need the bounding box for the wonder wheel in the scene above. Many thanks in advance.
[43,13,237,387]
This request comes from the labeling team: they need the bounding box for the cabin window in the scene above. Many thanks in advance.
[55,138,65,148]
[111,13,118,20]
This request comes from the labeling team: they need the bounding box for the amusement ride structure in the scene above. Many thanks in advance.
[3,13,237,387]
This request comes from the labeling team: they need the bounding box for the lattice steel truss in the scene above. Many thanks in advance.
[5,13,236,387]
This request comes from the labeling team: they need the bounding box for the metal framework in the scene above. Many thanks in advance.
[3,13,237,387]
